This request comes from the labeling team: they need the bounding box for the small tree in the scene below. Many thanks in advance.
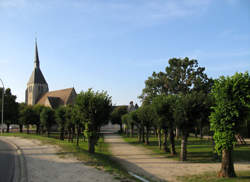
[19,104,36,134]
[137,105,156,145]
[65,105,75,142]
[110,106,127,133]
[0,88,19,132]
[75,89,112,153]
[33,105,45,134]
[40,107,55,137]
[55,106,67,140]
[152,95,176,154]
[210,72,250,177]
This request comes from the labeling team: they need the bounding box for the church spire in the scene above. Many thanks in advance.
[34,38,40,68]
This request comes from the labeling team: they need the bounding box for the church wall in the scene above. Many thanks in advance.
[26,83,48,105]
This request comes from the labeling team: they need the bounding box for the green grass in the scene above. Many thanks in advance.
[122,135,250,163]
[2,132,138,182]
[177,171,250,182]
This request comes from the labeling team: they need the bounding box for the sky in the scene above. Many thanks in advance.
[0,0,249,105]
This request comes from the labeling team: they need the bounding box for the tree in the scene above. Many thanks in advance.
[18,103,26,132]
[40,107,55,137]
[110,106,127,133]
[55,106,67,140]
[137,105,156,145]
[75,89,112,153]
[19,104,36,134]
[33,105,45,134]
[65,105,75,142]
[152,95,176,154]
[210,72,250,177]
[174,93,202,161]
[0,88,19,132]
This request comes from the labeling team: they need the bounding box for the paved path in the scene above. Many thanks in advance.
[105,134,250,182]
[0,139,16,182]
[2,136,120,182]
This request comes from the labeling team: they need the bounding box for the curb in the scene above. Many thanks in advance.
[0,138,28,182]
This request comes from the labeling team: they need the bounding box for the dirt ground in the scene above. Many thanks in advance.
[2,136,119,182]
[105,134,250,182]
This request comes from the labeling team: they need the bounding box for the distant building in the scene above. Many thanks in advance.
[25,40,76,108]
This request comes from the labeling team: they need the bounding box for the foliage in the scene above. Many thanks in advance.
[210,72,250,154]
[110,106,128,132]
[75,89,112,153]
[40,107,55,137]
[55,106,67,140]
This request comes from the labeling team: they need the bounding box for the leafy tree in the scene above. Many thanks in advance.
[121,113,129,136]
[0,88,19,132]
[55,106,67,140]
[174,93,201,161]
[129,110,142,142]
[18,103,26,132]
[19,104,36,134]
[210,72,250,177]
[137,105,156,145]
[40,107,55,137]
[75,89,112,153]
[110,106,128,133]
[33,105,45,134]
[152,95,176,154]
[65,105,75,142]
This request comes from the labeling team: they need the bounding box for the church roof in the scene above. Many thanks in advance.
[27,67,47,84]
[36,88,76,108]
[27,40,47,85]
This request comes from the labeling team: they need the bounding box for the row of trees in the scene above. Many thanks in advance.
[118,58,249,178]
[0,88,112,154]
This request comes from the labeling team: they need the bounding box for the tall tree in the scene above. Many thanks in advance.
[137,105,156,145]
[55,106,67,140]
[0,88,19,132]
[40,107,55,137]
[75,89,112,153]
[152,95,176,154]
[33,105,45,134]
[110,106,128,133]
[210,72,250,177]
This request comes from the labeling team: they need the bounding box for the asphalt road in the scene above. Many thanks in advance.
[0,139,15,182]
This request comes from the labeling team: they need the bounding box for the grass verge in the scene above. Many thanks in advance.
[122,135,250,163]
[177,171,250,182]
[2,132,139,182]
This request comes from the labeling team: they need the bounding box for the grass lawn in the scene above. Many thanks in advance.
[177,171,250,182]
[122,135,250,163]
[2,132,138,182]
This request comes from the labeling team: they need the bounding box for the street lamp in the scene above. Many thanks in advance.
[0,78,4,135]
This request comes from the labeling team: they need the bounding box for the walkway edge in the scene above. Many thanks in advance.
[0,137,28,182]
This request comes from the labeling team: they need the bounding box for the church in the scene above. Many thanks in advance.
[25,40,77,108]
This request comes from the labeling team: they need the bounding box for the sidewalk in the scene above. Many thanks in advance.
[105,134,250,182]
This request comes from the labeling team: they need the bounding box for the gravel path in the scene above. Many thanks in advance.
[2,136,119,182]
[105,134,250,182]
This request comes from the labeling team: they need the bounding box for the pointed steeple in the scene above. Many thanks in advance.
[34,38,40,68]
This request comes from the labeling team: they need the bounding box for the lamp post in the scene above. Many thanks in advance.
[0,78,4,135]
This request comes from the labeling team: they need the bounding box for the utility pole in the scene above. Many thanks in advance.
[0,78,4,135]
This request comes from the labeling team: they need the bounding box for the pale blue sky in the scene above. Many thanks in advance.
[0,0,249,105]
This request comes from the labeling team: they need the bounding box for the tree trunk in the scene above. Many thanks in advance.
[88,136,95,153]
[19,124,23,133]
[195,127,198,138]
[180,132,188,161]
[218,149,236,177]
[200,126,203,139]
[26,125,29,134]
[154,127,157,138]
[60,127,65,140]
[142,127,145,143]
[36,124,40,135]
[7,124,10,133]
[76,127,80,146]
[120,123,123,133]
[158,128,162,150]
[145,126,149,145]
[130,124,134,137]
[176,128,180,139]
[169,128,176,155]
[163,128,170,152]
[138,128,142,143]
